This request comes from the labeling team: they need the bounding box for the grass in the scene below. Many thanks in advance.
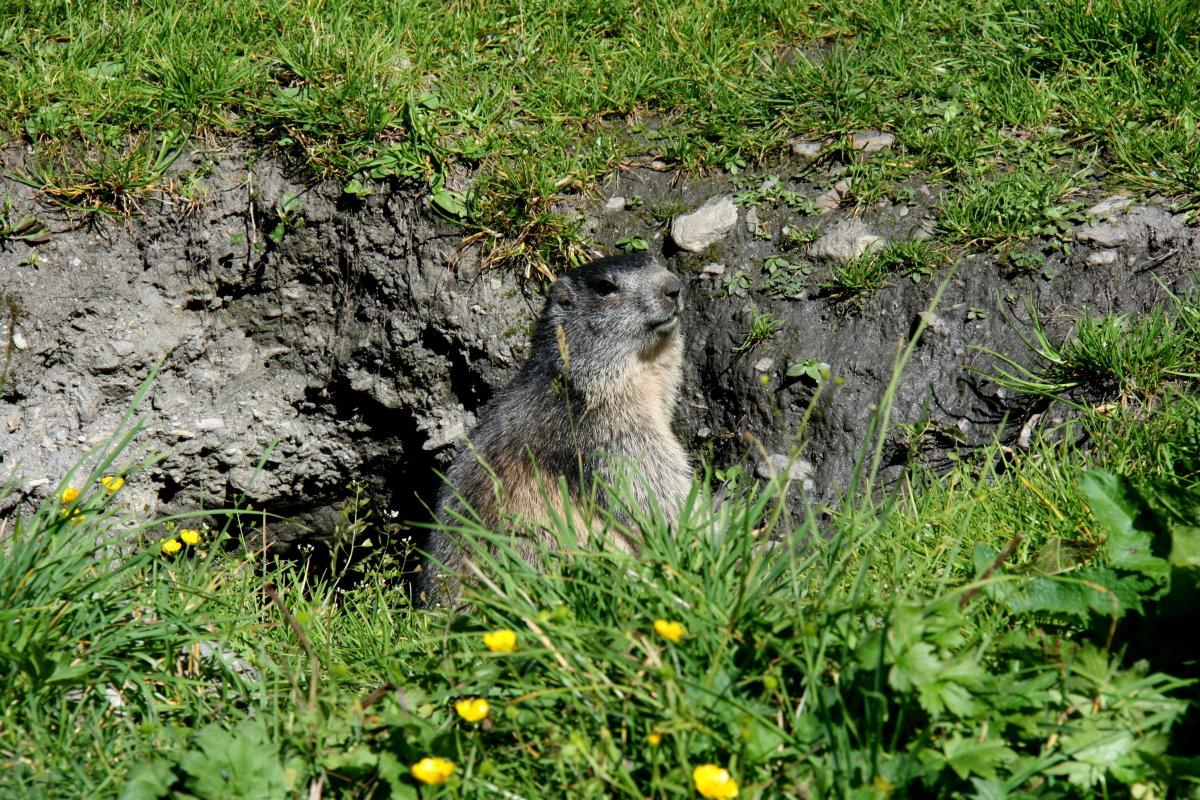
[5,3,1200,797]
[2,0,1199,272]
[975,289,1200,406]
[3,292,1200,799]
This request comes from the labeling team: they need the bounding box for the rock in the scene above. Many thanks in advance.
[700,263,726,275]
[1076,223,1129,248]
[195,418,225,432]
[814,190,841,212]
[790,140,824,159]
[753,357,774,372]
[808,220,886,264]
[1086,194,1134,221]
[755,453,815,490]
[1087,250,1119,266]
[849,131,895,153]
[833,178,852,197]
[918,311,950,336]
[670,195,738,253]
[745,207,760,234]
[603,196,626,213]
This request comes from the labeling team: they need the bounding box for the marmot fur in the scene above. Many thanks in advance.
[420,252,690,598]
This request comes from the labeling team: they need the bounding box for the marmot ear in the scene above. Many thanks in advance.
[550,278,575,307]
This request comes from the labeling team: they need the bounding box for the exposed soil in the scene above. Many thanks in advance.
[2,142,1198,556]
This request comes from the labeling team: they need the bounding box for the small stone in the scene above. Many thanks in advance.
[700,263,726,275]
[195,418,225,432]
[1086,249,1119,266]
[109,340,136,357]
[896,205,909,217]
[756,453,815,489]
[849,131,895,153]
[91,350,121,374]
[670,195,738,253]
[758,176,780,193]
[603,196,626,213]
[808,220,886,264]
[918,311,949,336]
[814,192,840,212]
[745,207,760,233]
[1085,195,1134,220]
[11,331,26,350]
[1075,223,1128,248]
[833,178,852,196]
[423,419,469,451]
[790,140,824,159]
[753,357,774,372]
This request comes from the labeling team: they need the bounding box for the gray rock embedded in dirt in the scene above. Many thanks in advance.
[1076,222,1130,248]
[814,189,841,212]
[745,207,760,234]
[850,131,895,153]
[755,453,815,492]
[603,196,626,213]
[1086,195,1134,221]
[808,219,886,263]
[1087,250,1119,266]
[671,195,739,252]
[790,140,824,159]
[1073,205,1195,258]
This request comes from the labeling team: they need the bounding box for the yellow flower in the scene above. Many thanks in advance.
[693,764,738,799]
[646,732,662,746]
[58,487,79,503]
[100,476,125,493]
[455,698,490,722]
[653,619,685,643]
[180,529,201,545]
[411,757,455,785]
[483,629,517,653]
[873,776,895,797]
[160,538,182,555]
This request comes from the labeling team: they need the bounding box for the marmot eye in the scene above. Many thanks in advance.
[592,278,619,296]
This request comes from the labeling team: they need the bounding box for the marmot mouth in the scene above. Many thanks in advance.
[649,313,680,333]
[652,311,681,331]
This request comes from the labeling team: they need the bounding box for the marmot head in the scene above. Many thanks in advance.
[540,253,683,371]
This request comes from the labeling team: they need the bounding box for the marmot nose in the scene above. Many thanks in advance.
[661,273,682,306]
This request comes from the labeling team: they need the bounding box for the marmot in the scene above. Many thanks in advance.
[420,252,691,599]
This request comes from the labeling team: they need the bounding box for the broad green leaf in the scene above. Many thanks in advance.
[1079,470,1168,577]
[431,190,466,218]
[178,721,290,800]
[889,641,941,692]
[1169,525,1200,568]
[970,776,1009,800]
[119,761,175,800]
[942,734,1018,780]
[376,752,420,800]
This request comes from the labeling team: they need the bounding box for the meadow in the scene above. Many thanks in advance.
[2,0,1200,798]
